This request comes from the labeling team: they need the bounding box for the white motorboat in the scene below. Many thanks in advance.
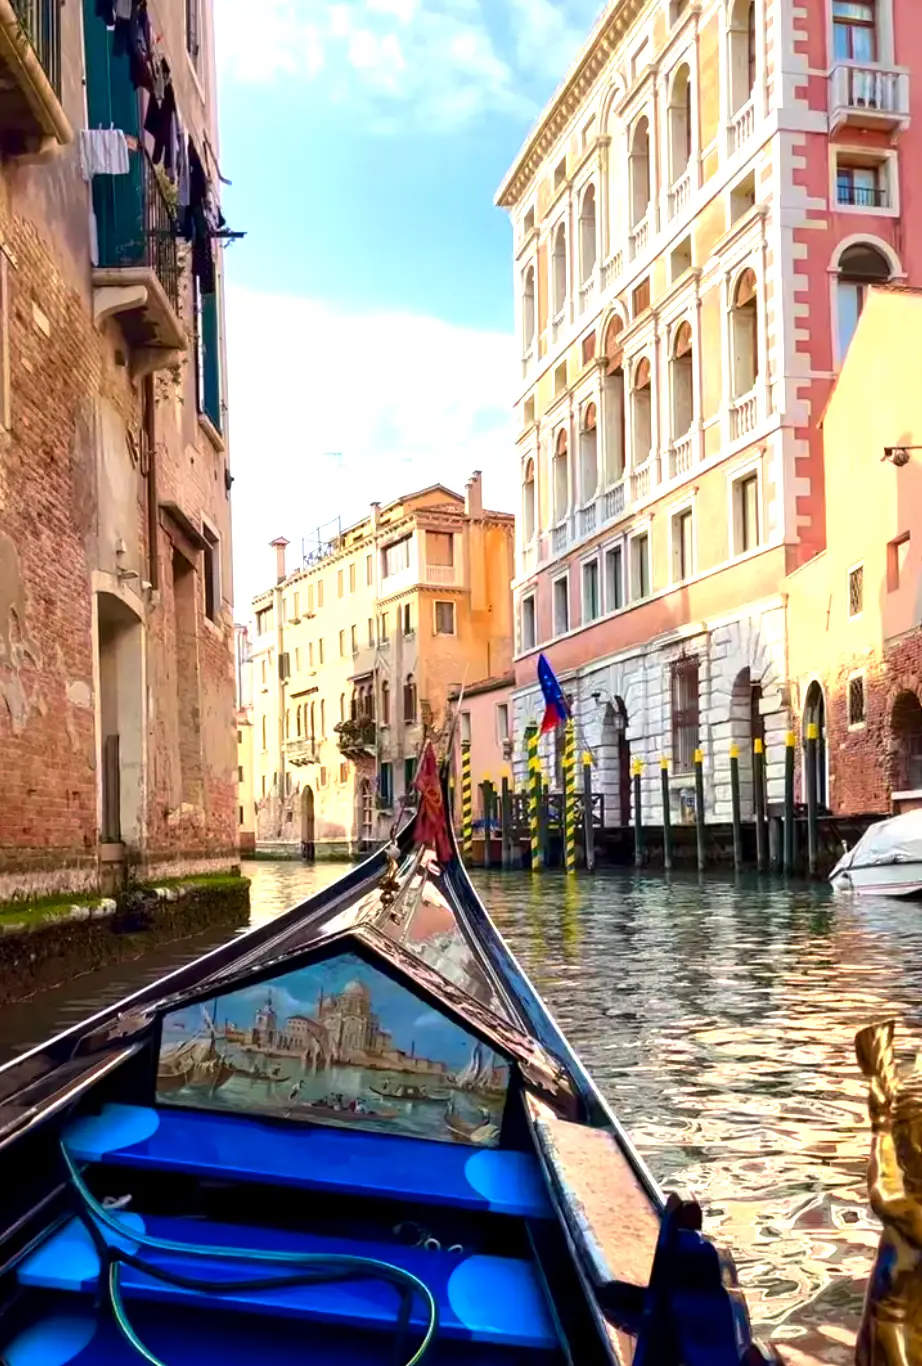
[830,810,922,897]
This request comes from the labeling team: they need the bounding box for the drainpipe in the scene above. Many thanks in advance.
[143,376,158,591]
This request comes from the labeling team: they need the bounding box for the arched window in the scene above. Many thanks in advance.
[580,403,599,505]
[668,64,693,187]
[553,428,569,523]
[603,317,626,485]
[731,267,759,397]
[632,357,653,467]
[523,457,536,543]
[729,0,757,116]
[403,674,417,725]
[671,321,694,439]
[579,184,597,283]
[552,223,567,318]
[381,681,390,726]
[522,265,535,354]
[837,242,891,360]
[340,692,346,723]
[892,692,922,792]
[629,116,651,228]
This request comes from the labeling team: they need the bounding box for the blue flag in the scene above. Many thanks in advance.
[537,653,570,734]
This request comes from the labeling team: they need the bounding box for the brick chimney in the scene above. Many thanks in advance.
[270,537,289,584]
[370,501,380,529]
[465,470,483,518]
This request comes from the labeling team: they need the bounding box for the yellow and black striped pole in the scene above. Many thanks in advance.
[461,742,473,858]
[563,719,577,874]
[527,727,541,871]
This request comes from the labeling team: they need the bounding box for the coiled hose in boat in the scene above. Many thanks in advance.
[60,1141,438,1366]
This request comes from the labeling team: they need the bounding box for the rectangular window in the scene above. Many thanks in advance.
[185,0,200,60]
[237,765,243,782]
[292,591,300,620]
[368,617,375,646]
[339,629,346,656]
[308,642,314,667]
[631,278,651,317]
[350,624,358,654]
[496,702,510,742]
[673,508,693,583]
[318,639,324,665]
[239,805,244,825]
[340,761,349,784]
[193,279,222,433]
[404,757,416,796]
[435,600,456,634]
[604,544,624,612]
[379,762,393,807]
[366,553,373,585]
[836,161,887,209]
[255,606,273,636]
[848,564,864,617]
[307,585,315,614]
[260,659,267,687]
[833,1,876,62]
[631,533,650,600]
[319,766,328,788]
[582,559,600,622]
[317,580,324,609]
[401,603,413,636]
[553,576,570,635]
[202,525,220,622]
[349,563,356,592]
[887,532,910,592]
[281,596,287,624]
[734,473,760,554]
[671,656,700,773]
[403,677,417,724]
[337,569,344,598]
[383,536,411,578]
[261,775,266,797]
[848,674,866,727]
[460,710,472,744]
[522,595,537,651]
[427,531,454,567]
[379,612,390,643]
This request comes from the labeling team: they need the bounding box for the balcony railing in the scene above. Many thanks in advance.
[670,433,694,479]
[286,737,320,766]
[730,391,758,441]
[829,63,910,132]
[551,521,569,556]
[668,168,692,222]
[521,342,535,378]
[426,564,458,586]
[632,462,653,502]
[579,272,597,316]
[603,250,623,292]
[602,482,625,522]
[729,98,755,156]
[578,501,597,538]
[836,182,888,209]
[629,214,650,261]
[0,0,70,153]
[334,717,376,757]
[92,152,184,352]
[551,308,565,343]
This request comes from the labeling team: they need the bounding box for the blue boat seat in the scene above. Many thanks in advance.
[18,1213,559,1352]
[65,1104,552,1221]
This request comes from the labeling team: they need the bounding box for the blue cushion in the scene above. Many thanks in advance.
[19,1214,557,1352]
[65,1104,551,1220]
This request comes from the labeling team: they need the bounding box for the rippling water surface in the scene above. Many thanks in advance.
[6,861,922,1361]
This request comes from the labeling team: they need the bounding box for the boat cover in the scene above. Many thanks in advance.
[831,809,922,877]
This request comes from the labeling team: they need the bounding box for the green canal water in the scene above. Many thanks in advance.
[5,861,921,1361]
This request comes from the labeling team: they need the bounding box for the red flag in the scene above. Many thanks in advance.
[413,742,454,865]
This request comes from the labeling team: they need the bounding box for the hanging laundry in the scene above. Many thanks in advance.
[95,0,116,24]
[146,77,177,170]
[78,128,130,180]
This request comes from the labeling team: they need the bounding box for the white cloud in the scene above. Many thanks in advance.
[226,286,518,617]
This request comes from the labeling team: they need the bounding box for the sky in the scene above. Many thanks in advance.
[214,0,604,615]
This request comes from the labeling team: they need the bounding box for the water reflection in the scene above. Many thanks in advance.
[4,859,922,1358]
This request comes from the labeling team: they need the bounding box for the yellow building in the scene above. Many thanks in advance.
[245,474,514,857]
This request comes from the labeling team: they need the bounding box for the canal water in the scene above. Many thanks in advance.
[5,860,922,1361]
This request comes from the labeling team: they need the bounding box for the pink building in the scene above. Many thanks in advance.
[450,674,515,828]
[497,0,921,826]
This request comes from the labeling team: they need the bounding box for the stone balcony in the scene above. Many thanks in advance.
[829,63,910,137]
[0,0,71,156]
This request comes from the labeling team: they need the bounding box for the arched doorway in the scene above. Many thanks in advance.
[301,786,315,862]
[891,692,922,793]
[728,668,765,817]
[600,699,631,827]
[803,682,827,810]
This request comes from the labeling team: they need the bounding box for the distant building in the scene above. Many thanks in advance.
[243,473,515,858]
[250,996,278,1049]
[450,673,515,830]
[318,980,385,1059]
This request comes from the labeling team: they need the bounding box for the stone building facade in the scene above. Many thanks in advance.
[0,0,236,899]
[497,0,922,827]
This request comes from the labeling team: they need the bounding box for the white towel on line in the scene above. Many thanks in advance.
[79,128,130,181]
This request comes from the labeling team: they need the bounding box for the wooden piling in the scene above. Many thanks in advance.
[481,775,494,870]
[753,737,767,873]
[500,775,513,870]
[527,728,541,872]
[461,743,473,859]
[805,722,818,878]
[563,721,577,875]
[783,731,795,875]
[582,752,595,873]
[660,758,672,872]
[539,768,551,868]
[632,757,644,868]
[729,743,743,872]
[694,748,706,872]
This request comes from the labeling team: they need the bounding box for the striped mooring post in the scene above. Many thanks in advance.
[461,742,473,858]
[527,727,542,871]
[563,720,577,875]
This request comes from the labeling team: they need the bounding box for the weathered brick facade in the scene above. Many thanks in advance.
[0,2,236,899]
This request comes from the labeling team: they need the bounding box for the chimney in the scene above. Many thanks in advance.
[370,501,380,529]
[270,537,289,584]
[465,470,483,518]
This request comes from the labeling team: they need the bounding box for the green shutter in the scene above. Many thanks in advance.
[83,0,144,270]
[200,289,222,432]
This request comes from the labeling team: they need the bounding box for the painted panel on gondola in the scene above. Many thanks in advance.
[157,952,509,1146]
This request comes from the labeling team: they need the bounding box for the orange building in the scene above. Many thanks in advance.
[785,286,922,817]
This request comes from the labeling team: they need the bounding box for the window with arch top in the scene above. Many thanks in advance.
[671,321,694,439]
[728,0,757,116]
[579,184,597,283]
[552,223,567,318]
[731,267,759,397]
[523,457,536,543]
[836,242,891,361]
[629,116,651,228]
[553,427,569,524]
[632,357,653,467]
[580,402,599,505]
[668,64,693,186]
[522,265,535,353]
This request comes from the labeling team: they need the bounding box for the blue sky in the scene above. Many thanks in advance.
[215,0,603,612]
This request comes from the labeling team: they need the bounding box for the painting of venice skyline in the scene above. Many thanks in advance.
[157,952,509,1146]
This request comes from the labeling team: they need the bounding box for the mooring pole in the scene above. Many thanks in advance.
[633,757,644,869]
[805,722,819,878]
[660,758,672,872]
[563,721,577,875]
[539,767,551,868]
[582,752,595,872]
[783,730,795,875]
[730,743,743,873]
[500,775,512,870]
[694,747,706,872]
[461,743,473,860]
[527,727,541,872]
[753,737,767,873]
[481,776,493,870]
